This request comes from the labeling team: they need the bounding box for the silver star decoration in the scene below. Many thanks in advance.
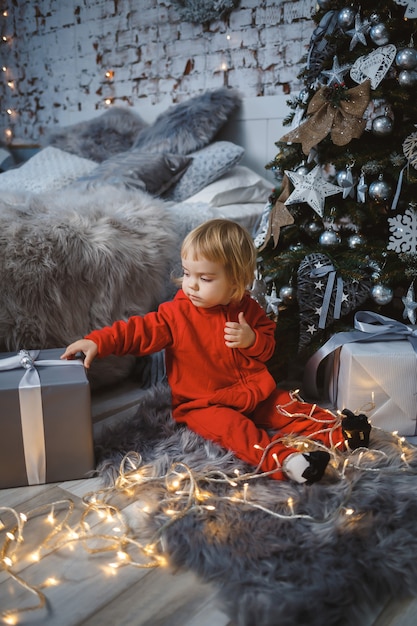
[341,292,349,303]
[357,171,368,203]
[285,165,342,218]
[402,281,417,324]
[321,55,350,86]
[314,261,324,269]
[347,12,370,51]
[307,324,317,335]
[265,285,280,318]
[315,306,322,316]
[315,280,324,290]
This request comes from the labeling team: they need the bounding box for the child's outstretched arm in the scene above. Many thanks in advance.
[61,339,98,369]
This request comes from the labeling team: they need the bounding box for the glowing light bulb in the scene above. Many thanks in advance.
[345,508,354,516]
[6,532,15,541]
[3,556,13,567]
[3,613,18,625]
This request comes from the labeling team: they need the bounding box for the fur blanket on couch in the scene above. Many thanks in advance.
[0,185,178,388]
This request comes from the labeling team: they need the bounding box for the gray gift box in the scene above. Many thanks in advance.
[0,348,94,489]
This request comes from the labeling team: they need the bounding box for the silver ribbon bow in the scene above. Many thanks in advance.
[303,311,417,399]
[310,263,344,329]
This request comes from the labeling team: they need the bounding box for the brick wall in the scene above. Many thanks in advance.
[0,0,316,143]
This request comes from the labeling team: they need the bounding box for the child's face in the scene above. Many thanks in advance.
[181,255,235,308]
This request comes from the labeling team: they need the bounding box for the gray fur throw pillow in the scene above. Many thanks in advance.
[133,87,242,154]
[75,150,191,196]
[43,107,148,162]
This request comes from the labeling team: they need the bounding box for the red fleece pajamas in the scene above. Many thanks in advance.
[87,289,346,480]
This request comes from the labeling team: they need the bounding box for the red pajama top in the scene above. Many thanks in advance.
[86,289,277,416]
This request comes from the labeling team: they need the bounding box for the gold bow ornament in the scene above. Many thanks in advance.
[280,80,371,156]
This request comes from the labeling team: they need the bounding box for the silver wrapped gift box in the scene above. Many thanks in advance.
[0,349,94,488]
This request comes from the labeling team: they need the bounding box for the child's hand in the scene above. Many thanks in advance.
[224,312,256,349]
[61,339,98,369]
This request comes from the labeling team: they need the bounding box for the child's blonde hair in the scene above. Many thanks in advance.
[180,219,257,301]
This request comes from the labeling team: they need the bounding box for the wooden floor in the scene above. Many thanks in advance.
[2,390,417,625]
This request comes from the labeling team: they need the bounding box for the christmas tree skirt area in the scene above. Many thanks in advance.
[95,383,417,626]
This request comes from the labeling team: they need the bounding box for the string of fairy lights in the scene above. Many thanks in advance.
[1,394,416,625]
[1,6,14,144]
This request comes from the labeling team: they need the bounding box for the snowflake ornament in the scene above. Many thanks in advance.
[387,206,417,253]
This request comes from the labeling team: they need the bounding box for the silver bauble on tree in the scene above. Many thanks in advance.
[371,284,393,305]
[398,70,417,88]
[396,48,417,70]
[337,7,355,29]
[279,285,295,305]
[319,229,340,246]
[372,115,394,136]
[369,23,390,46]
[306,220,323,237]
[348,233,366,248]
[369,175,392,202]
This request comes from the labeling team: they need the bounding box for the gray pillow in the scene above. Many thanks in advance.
[167,141,244,202]
[44,107,148,162]
[75,149,192,196]
[133,87,242,154]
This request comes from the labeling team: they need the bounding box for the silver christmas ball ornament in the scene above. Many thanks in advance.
[369,176,392,202]
[348,233,366,248]
[306,221,323,237]
[372,115,393,136]
[319,229,340,246]
[369,23,390,46]
[396,48,417,70]
[296,163,309,176]
[337,7,355,29]
[279,285,295,305]
[371,284,393,305]
[398,70,417,88]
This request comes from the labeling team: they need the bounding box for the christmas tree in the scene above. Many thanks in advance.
[258,0,417,381]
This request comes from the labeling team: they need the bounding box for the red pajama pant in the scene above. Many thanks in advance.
[173,388,346,480]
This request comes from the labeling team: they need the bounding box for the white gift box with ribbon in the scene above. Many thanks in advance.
[325,340,417,436]
[303,311,417,437]
[0,348,94,488]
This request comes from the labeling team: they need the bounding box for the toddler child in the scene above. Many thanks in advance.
[62,219,370,484]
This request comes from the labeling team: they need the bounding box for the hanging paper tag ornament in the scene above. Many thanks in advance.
[350,45,397,88]
[394,0,417,19]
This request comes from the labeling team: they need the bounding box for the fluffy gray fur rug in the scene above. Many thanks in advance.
[0,186,177,388]
[96,382,417,626]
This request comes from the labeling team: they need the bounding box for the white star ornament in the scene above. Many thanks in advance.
[284,165,342,217]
